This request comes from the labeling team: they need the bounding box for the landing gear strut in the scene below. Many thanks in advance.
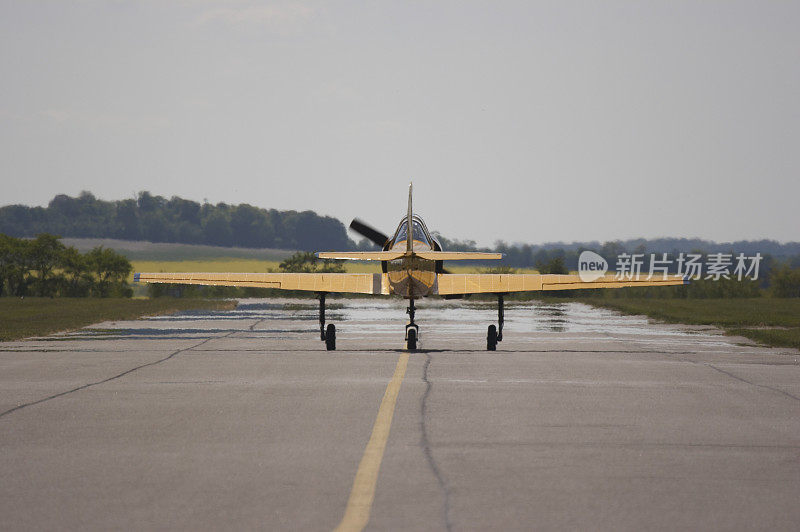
[487,294,505,351]
[319,292,335,350]
[405,298,419,350]
[497,294,504,342]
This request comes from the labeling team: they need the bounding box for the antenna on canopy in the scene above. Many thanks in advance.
[407,182,413,253]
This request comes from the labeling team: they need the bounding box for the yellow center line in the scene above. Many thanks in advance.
[334,353,410,532]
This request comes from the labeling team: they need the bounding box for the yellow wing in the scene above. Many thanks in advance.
[134,272,388,295]
[435,273,687,295]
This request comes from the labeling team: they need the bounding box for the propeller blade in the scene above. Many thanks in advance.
[349,219,390,249]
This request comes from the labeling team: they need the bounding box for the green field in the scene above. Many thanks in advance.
[62,238,296,261]
[581,298,800,349]
[0,298,237,342]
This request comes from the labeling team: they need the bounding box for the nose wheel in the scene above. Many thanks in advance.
[406,326,418,350]
[487,294,505,351]
[405,298,419,350]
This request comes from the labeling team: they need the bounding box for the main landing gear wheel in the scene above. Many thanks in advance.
[487,324,497,351]
[406,327,417,351]
[325,323,336,351]
[486,294,505,351]
[319,292,337,351]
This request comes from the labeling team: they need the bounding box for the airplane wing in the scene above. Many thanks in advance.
[435,273,687,295]
[134,272,388,295]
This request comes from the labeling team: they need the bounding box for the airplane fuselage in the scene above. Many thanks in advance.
[382,213,441,298]
[386,253,437,298]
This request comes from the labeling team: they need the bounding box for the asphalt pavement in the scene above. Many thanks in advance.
[1,298,798,531]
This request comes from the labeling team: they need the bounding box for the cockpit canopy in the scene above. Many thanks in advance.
[390,215,438,250]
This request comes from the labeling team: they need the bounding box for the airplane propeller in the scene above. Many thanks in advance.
[349,219,390,249]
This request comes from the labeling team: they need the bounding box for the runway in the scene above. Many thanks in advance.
[1,298,799,531]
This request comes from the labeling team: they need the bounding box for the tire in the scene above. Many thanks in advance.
[325,323,336,351]
[407,328,417,351]
[487,324,497,351]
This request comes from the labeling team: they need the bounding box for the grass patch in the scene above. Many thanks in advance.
[0,298,237,342]
[581,298,800,328]
[726,328,800,350]
[577,298,800,350]
[62,238,295,262]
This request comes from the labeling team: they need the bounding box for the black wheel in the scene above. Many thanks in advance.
[406,328,417,351]
[487,324,497,351]
[325,323,336,351]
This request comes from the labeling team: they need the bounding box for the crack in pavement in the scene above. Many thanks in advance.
[248,318,268,331]
[604,338,800,400]
[705,363,800,403]
[0,317,263,420]
[420,353,453,532]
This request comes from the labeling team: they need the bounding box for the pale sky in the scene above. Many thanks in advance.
[1,1,798,246]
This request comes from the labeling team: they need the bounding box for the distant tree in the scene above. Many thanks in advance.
[3,237,29,296]
[115,199,141,240]
[431,232,481,252]
[84,246,133,297]
[354,237,380,251]
[140,211,168,242]
[536,256,568,275]
[168,197,201,225]
[137,191,164,213]
[230,204,274,247]
[27,234,66,296]
[0,234,24,297]
[0,234,133,298]
[0,205,36,236]
[288,211,351,251]
[278,251,345,273]
[201,209,233,246]
[600,241,626,262]
[59,246,92,297]
[770,264,800,298]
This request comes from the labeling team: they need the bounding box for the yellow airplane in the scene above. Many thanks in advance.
[135,184,687,351]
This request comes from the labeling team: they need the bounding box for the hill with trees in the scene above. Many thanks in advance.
[0,191,353,252]
[2,192,799,274]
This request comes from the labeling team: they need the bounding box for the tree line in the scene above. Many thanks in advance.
[0,191,353,252]
[5,232,795,300]
[2,191,799,277]
[0,234,132,297]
